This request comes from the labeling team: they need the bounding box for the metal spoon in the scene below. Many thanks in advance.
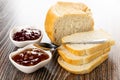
[39,39,107,50]
[39,42,58,49]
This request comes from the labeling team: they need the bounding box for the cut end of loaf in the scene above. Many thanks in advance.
[54,14,94,45]
[45,1,94,45]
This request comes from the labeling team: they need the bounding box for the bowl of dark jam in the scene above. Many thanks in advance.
[10,26,42,47]
[9,44,52,73]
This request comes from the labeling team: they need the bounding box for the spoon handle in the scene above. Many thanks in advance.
[63,39,107,44]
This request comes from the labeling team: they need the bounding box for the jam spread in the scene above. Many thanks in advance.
[12,48,49,66]
[13,28,41,41]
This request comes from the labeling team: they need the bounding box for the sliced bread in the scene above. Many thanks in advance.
[58,53,108,74]
[62,29,115,56]
[45,2,94,45]
[58,45,110,65]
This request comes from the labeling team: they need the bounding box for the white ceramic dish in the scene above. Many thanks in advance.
[9,25,43,47]
[9,44,52,73]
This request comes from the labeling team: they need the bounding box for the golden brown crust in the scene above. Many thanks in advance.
[58,53,108,74]
[58,48,83,65]
[57,2,88,12]
[45,8,58,44]
[63,41,111,56]
[58,45,110,65]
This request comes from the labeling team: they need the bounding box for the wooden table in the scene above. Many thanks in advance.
[0,0,120,80]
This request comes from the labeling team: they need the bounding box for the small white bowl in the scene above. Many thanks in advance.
[9,25,43,47]
[9,44,52,73]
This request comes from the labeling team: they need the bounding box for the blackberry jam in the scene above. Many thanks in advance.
[13,28,41,41]
[12,48,49,66]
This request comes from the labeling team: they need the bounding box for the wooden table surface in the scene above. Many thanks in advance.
[0,0,120,80]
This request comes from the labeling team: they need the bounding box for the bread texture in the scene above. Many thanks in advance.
[45,2,94,45]
[58,53,108,74]
[58,45,110,65]
[62,29,115,56]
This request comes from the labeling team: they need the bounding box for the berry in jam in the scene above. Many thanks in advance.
[12,48,49,66]
[13,28,41,41]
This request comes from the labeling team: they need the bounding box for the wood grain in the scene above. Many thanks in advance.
[0,0,120,80]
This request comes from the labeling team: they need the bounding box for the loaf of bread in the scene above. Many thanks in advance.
[58,45,110,65]
[45,1,115,74]
[58,53,108,74]
[45,2,94,45]
[62,29,115,56]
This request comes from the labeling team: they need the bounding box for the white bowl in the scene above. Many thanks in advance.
[9,44,52,73]
[9,25,43,47]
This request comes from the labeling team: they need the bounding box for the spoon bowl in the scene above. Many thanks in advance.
[39,43,58,50]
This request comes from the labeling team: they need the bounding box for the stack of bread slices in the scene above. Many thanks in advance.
[45,2,115,74]
[57,29,115,74]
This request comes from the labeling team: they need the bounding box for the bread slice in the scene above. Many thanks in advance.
[58,45,110,65]
[62,29,115,56]
[45,2,94,45]
[58,53,108,74]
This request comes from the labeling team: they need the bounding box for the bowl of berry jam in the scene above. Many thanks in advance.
[9,44,52,73]
[10,26,42,47]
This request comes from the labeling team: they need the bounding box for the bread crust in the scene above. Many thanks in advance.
[58,46,110,65]
[58,53,108,74]
[45,8,58,44]
[63,42,110,56]
[56,2,90,13]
